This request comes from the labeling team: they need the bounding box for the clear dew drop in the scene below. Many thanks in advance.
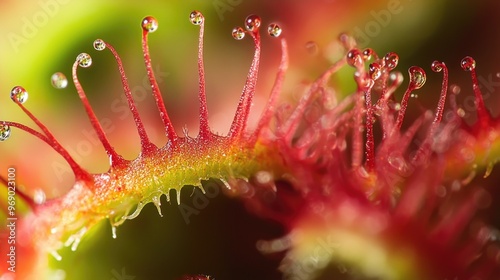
[10,86,28,104]
[244,14,261,32]
[189,10,204,25]
[0,124,11,141]
[142,16,158,33]
[76,53,92,68]
[93,39,106,51]
[51,72,68,89]
[232,26,245,40]
[431,60,444,72]
[346,49,363,68]
[384,52,399,70]
[267,23,282,37]
[408,66,426,90]
[461,56,476,71]
[369,62,382,80]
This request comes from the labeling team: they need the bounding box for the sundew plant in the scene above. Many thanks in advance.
[1,1,500,279]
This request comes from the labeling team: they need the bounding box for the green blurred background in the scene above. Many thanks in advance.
[1,0,500,279]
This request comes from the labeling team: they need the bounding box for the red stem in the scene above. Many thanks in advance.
[142,30,178,143]
[251,38,289,145]
[72,61,123,166]
[105,42,155,154]
[196,20,210,140]
[228,30,261,139]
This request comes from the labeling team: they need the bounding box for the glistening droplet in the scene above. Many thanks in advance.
[346,49,363,68]
[0,124,11,141]
[76,53,92,68]
[431,60,444,72]
[363,48,374,60]
[245,14,261,32]
[232,27,245,40]
[142,16,158,33]
[189,10,204,25]
[408,66,426,90]
[461,56,476,71]
[10,86,28,104]
[267,23,282,37]
[93,39,106,51]
[369,62,382,80]
[51,72,68,89]
[384,52,399,70]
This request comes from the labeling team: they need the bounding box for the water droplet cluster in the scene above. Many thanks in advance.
[232,15,282,40]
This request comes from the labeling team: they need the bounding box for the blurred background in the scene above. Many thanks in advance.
[1,0,500,279]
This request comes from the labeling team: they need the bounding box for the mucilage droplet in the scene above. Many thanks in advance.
[346,49,363,68]
[461,56,476,71]
[142,16,158,33]
[244,14,261,32]
[232,27,245,40]
[369,62,382,80]
[362,48,374,60]
[93,39,106,51]
[384,52,399,70]
[76,53,92,68]
[267,23,282,37]
[189,10,204,25]
[431,60,444,72]
[10,86,29,104]
[0,124,11,141]
[408,66,426,90]
[51,72,68,89]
